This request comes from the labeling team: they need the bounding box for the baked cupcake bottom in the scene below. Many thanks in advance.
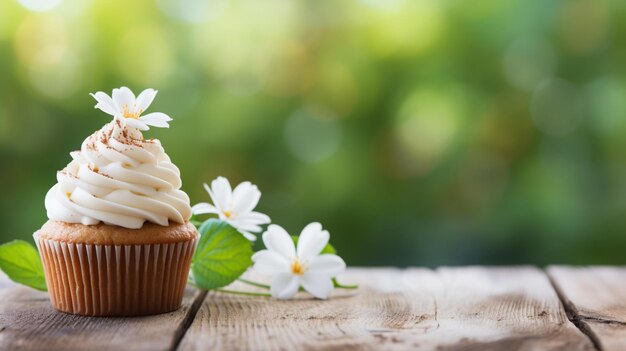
[34,221,198,317]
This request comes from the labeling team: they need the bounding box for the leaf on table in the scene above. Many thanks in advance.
[191,219,253,290]
[0,240,47,291]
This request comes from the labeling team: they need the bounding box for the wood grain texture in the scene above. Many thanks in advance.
[0,272,206,351]
[179,267,594,351]
[548,266,626,351]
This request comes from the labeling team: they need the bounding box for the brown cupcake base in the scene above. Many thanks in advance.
[35,235,197,316]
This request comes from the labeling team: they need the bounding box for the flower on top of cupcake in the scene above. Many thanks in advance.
[192,177,271,241]
[90,86,172,131]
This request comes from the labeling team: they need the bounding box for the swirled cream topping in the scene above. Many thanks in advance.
[45,120,192,229]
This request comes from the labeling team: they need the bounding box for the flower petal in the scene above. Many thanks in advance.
[211,177,232,210]
[262,224,296,259]
[296,222,329,260]
[307,254,346,276]
[201,182,219,210]
[112,86,135,110]
[252,250,289,275]
[239,211,271,225]
[141,112,172,122]
[94,103,118,116]
[202,183,211,195]
[240,231,257,241]
[225,219,260,240]
[231,182,261,214]
[191,202,219,215]
[300,272,333,299]
[235,216,267,228]
[90,92,118,115]
[229,219,262,234]
[270,273,299,299]
[140,112,171,128]
[123,117,149,131]
[135,88,157,112]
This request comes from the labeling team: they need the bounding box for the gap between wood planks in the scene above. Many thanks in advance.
[169,289,208,351]
[547,272,603,351]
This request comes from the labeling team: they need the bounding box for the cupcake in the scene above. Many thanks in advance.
[34,87,197,316]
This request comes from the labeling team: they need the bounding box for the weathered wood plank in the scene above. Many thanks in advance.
[180,267,594,350]
[548,266,626,351]
[0,272,206,351]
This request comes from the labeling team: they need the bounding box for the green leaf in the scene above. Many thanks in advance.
[291,235,337,254]
[0,240,47,291]
[191,219,253,290]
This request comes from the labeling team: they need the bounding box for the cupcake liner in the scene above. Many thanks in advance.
[34,234,197,316]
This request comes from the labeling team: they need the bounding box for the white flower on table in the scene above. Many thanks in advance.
[252,223,346,299]
[90,86,172,131]
[192,176,271,241]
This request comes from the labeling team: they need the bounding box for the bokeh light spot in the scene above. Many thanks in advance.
[15,15,68,70]
[358,0,405,11]
[157,0,228,24]
[393,89,461,176]
[559,0,610,55]
[18,0,63,12]
[530,78,585,137]
[365,0,444,57]
[503,36,556,92]
[192,0,298,95]
[310,62,358,117]
[28,54,82,99]
[262,42,314,97]
[284,106,342,163]
[0,2,14,40]
[116,27,173,85]
[586,77,626,136]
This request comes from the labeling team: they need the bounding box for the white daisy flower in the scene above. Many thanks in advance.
[192,176,271,241]
[252,223,346,299]
[90,86,172,131]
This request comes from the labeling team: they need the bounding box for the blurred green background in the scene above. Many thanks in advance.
[1,0,624,266]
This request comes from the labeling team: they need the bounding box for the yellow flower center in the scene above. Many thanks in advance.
[223,210,233,218]
[122,104,142,119]
[291,260,305,276]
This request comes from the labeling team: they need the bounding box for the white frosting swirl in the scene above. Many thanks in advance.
[45,120,192,229]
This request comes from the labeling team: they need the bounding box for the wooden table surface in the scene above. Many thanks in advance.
[0,266,624,351]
